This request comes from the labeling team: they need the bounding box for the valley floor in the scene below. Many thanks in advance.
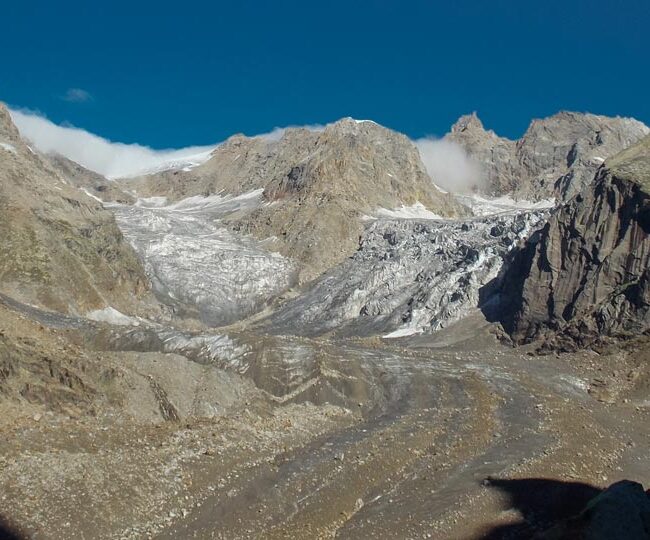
[1,307,648,539]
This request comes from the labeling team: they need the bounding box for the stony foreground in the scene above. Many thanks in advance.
[1,304,648,539]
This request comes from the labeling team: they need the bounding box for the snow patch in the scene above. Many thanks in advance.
[0,142,16,153]
[372,202,445,221]
[81,189,105,204]
[382,327,420,339]
[86,307,141,326]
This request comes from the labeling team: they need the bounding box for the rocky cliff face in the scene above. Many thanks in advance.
[448,111,649,202]
[0,103,157,316]
[495,135,650,349]
[121,118,467,280]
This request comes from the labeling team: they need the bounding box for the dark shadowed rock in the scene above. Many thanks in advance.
[493,135,650,349]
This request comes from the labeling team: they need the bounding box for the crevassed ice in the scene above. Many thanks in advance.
[113,191,296,326]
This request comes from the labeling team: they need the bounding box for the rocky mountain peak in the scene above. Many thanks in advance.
[449,110,649,201]
[120,118,466,281]
[450,112,489,135]
[0,102,21,145]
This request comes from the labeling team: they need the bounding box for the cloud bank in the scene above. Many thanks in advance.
[415,138,484,193]
[9,108,216,179]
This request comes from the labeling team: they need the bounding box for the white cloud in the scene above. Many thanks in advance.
[62,88,93,103]
[415,137,485,193]
[9,108,216,179]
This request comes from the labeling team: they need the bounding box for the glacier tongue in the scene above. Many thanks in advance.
[113,191,297,326]
[262,207,549,338]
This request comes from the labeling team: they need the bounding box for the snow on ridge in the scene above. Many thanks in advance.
[110,147,215,180]
[457,193,555,217]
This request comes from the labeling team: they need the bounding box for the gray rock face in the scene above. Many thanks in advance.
[495,135,650,349]
[262,205,548,338]
[0,103,158,316]
[448,111,649,201]
[121,118,467,281]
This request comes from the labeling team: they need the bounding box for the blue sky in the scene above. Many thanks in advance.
[2,0,649,148]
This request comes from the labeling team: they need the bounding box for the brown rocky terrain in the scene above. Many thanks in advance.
[0,104,157,317]
[45,153,135,204]
[494,135,650,350]
[448,111,649,201]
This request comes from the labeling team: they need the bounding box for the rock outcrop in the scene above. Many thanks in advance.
[121,118,467,280]
[0,103,157,316]
[495,135,650,349]
[448,111,649,201]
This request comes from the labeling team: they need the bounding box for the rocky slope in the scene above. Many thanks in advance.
[45,153,135,204]
[494,135,650,349]
[0,103,157,316]
[120,118,467,280]
[448,111,649,201]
